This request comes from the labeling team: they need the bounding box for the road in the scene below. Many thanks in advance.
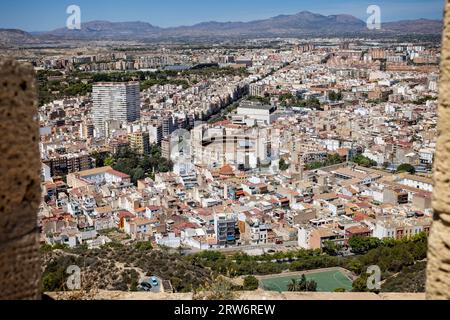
[205,60,295,124]
[181,241,300,256]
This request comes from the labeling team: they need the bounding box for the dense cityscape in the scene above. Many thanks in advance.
[0,0,448,303]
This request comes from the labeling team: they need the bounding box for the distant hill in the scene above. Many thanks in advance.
[44,20,162,40]
[164,11,368,38]
[0,29,38,46]
[1,11,444,44]
[382,19,444,34]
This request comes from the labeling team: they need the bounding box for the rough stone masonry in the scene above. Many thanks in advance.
[426,0,450,300]
[0,59,42,299]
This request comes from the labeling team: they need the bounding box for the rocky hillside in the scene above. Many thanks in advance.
[45,21,161,40]
[41,243,214,293]
[0,29,38,46]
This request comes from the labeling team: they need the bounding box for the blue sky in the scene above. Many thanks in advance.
[0,0,445,31]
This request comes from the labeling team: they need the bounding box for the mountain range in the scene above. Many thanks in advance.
[0,11,443,44]
[0,29,40,46]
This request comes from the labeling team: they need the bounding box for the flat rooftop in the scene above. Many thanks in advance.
[239,101,276,112]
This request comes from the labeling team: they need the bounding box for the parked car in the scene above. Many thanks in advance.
[150,277,159,287]
[138,282,152,291]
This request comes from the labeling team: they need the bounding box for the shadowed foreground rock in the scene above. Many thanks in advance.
[426,0,450,300]
[0,59,41,300]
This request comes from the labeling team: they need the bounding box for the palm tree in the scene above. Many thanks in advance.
[288,275,318,292]
[307,280,318,292]
[288,279,298,292]
[298,275,308,291]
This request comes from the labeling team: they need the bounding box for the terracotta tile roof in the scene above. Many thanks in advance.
[106,169,130,179]
[354,212,370,222]
[346,225,371,235]
[314,193,338,200]
[118,211,135,219]
[219,164,235,176]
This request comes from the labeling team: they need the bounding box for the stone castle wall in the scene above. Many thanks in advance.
[426,0,450,300]
[0,59,42,300]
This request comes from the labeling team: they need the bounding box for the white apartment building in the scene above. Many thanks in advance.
[419,148,434,165]
[235,102,277,126]
[250,223,271,245]
[92,82,141,136]
[297,226,312,249]
[372,218,431,240]
[398,174,433,192]
[363,150,385,165]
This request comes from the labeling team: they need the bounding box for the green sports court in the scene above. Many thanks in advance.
[259,268,354,292]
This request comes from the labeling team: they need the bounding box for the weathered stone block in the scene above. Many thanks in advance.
[427,0,450,300]
[0,59,41,300]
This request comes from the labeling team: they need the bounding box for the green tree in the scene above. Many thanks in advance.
[306,280,318,292]
[194,277,236,300]
[243,276,259,291]
[131,167,146,183]
[91,151,111,167]
[109,146,172,185]
[287,275,317,292]
[322,241,341,256]
[288,279,299,292]
[306,98,321,109]
[305,153,345,170]
[306,161,325,170]
[396,163,416,174]
[327,153,344,165]
[352,154,377,167]
[352,274,369,292]
[104,156,116,167]
[349,237,382,254]
[42,271,65,292]
[279,93,294,102]
[328,91,343,102]
[247,96,270,105]
[279,158,290,171]
[196,250,225,262]
[134,241,153,251]
[129,269,139,292]
[381,262,426,293]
